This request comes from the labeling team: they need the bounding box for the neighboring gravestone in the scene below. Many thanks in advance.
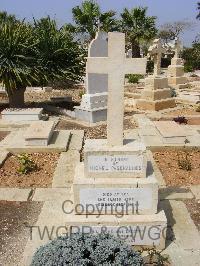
[75,31,108,123]
[137,39,176,111]
[24,121,55,146]
[168,38,187,88]
[67,32,167,249]
[1,108,43,121]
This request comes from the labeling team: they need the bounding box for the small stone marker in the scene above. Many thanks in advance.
[24,121,55,146]
[1,108,43,121]
[154,121,187,144]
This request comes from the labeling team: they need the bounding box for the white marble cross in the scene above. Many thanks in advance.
[174,38,182,58]
[148,39,166,76]
[87,32,147,146]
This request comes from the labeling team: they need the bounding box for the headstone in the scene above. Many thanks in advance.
[24,121,55,146]
[1,108,43,121]
[168,38,187,88]
[67,32,167,249]
[75,31,108,123]
[137,39,176,111]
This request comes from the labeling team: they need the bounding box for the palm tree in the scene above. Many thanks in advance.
[0,20,39,107]
[0,11,18,23]
[120,7,157,57]
[197,2,200,20]
[72,0,118,41]
[34,17,85,86]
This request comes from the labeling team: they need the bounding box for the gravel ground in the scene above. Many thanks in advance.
[56,116,137,139]
[184,199,200,231]
[0,153,60,188]
[0,201,43,266]
[153,150,200,186]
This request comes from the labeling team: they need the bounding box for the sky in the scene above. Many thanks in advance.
[0,0,199,46]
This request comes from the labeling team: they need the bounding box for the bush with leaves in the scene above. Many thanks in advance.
[31,233,144,266]
[17,154,37,175]
[182,41,200,72]
[126,74,144,84]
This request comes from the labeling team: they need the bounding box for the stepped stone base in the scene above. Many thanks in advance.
[168,76,187,86]
[66,211,167,249]
[137,98,176,111]
[168,65,184,77]
[73,162,158,215]
[75,107,107,123]
[141,88,171,101]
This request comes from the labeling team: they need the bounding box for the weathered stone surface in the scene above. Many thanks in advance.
[145,76,168,90]
[168,76,187,86]
[190,185,200,199]
[1,108,43,121]
[154,121,187,144]
[137,98,176,111]
[0,129,71,153]
[67,211,167,249]
[141,88,171,101]
[24,121,55,146]
[0,188,31,201]
[32,188,71,201]
[168,65,184,77]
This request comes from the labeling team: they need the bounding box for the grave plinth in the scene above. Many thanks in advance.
[69,33,167,249]
[168,39,187,87]
[24,121,55,146]
[1,108,43,121]
[137,76,176,111]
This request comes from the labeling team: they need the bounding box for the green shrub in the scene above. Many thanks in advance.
[31,233,144,266]
[126,74,144,84]
[17,154,37,175]
[184,64,194,73]
[171,88,177,97]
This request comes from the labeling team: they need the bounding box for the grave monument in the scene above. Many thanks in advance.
[75,31,108,123]
[67,33,167,249]
[168,38,187,88]
[137,39,176,111]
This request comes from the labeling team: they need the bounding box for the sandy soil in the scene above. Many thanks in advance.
[164,108,200,116]
[0,153,60,188]
[0,201,43,266]
[56,117,137,139]
[184,199,200,231]
[153,150,200,186]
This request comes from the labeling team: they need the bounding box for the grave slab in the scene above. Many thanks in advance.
[154,121,187,144]
[24,121,55,146]
[0,129,71,153]
[1,108,43,121]
[0,188,31,201]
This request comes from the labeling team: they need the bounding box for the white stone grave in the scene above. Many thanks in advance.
[1,108,43,121]
[67,32,167,249]
[24,121,55,146]
[75,31,108,123]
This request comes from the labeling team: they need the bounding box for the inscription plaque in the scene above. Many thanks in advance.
[88,155,144,173]
[79,188,152,213]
